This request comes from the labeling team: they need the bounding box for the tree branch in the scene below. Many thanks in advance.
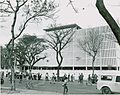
[96,0,120,45]
[7,0,15,12]
[32,56,46,67]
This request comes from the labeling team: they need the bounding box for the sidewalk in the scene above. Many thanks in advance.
[1,87,61,95]
[2,87,119,95]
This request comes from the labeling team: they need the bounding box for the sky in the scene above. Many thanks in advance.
[0,0,120,46]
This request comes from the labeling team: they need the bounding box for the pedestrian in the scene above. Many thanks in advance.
[71,74,74,82]
[45,73,49,81]
[94,74,98,84]
[80,73,84,83]
[73,73,75,82]
[52,73,56,83]
[38,73,42,80]
[68,74,70,82]
[78,73,84,84]
[62,77,68,95]
[19,73,22,83]
[1,72,4,85]
[63,73,67,81]
[86,74,92,85]
[33,74,37,80]
[9,74,12,83]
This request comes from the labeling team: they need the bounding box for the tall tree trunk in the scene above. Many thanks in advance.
[29,65,32,80]
[19,65,23,82]
[56,51,63,82]
[96,0,120,45]
[57,66,60,81]
[11,37,16,91]
[92,56,95,77]
[11,66,15,90]
[9,8,18,91]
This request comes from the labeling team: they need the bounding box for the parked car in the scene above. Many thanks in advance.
[97,73,120,94]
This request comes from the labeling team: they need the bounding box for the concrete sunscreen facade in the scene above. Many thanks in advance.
[22,25,120,79]
[33,25,120,70]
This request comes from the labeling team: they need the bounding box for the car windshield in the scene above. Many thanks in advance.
[101,75,112,81]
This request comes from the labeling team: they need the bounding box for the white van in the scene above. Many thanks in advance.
[97,73,120,94]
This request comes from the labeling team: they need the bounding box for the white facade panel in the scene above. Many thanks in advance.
[23,25,120,73]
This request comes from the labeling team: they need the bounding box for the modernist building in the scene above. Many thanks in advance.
[21,24,120,77]
[1,24,120,78]
[20,24,120,78]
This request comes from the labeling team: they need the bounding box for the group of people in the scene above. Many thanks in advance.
[62,73,98,95]
[27,73,42,80]
[62,73,75,82]
[5,72,43,83]
[86,74,98,85]
[78,73,84,83]
[1,71,98,95]
[45,72,56,83]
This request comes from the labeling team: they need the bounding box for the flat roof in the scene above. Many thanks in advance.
[44,24,81,31]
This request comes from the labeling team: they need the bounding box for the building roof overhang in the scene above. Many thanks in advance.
[44,24,81,32]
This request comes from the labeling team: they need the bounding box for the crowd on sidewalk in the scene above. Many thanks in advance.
[1,71,98,85]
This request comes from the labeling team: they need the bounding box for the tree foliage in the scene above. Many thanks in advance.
[1,47,10,69]
[0,0,56,90]
[0,0,57,46]
[16,34,48,73]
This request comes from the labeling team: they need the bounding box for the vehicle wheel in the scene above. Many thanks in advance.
[101,87,112,94]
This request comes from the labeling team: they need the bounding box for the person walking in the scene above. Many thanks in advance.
[80,73,84,83]
[45,73,49,81]
[62,77,68,95]
[71,74,74,82]
[86,74,92,85]
[68,74,70,82]
[94,74,98,84]
[78,73,84,84]
[1,72,4,85]
[19,73,22,83]
[52,73,56,83]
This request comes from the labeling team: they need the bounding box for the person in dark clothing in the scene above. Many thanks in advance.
[52,73,56,83]
[38,73,42,80]
[45,73,49,81]
[62,77,68,95]
[86,74,92,85]
[19,74,22,83]
[68,74,70,82]
[33,74,37,80]
[1,78,4,85]
[78,73,84,83]
[1,72,4,85]
[63,74,67,81]
[71,74,74,82]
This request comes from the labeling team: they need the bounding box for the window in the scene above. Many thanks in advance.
[74,67,86,70]
[62,67,73,70]
[116,76,120,82]
[102,67,108,70]
[87,67,100,70]
[101,75,112,81]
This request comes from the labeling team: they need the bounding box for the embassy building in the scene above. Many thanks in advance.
[22,24,120,78]
[1,24,120,79]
